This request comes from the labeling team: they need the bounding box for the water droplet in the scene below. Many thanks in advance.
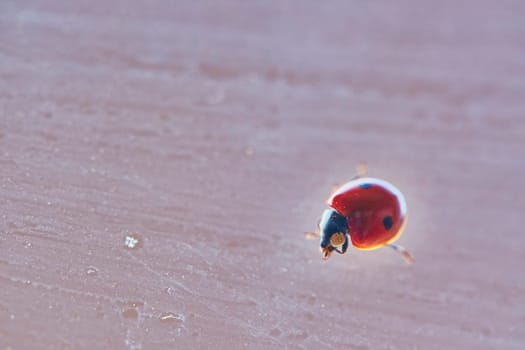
[159,312,184,325]
[124,234,142,249]
[86,266,98,276]
[122,309,138,319]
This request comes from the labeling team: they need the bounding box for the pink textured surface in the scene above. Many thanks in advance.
[1,1,524,349]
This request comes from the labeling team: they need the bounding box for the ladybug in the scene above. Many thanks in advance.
[306,165,414,264]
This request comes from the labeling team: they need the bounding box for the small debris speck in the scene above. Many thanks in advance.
[159,312,184,325]
[124,235,142,249]
[86,266,98,276]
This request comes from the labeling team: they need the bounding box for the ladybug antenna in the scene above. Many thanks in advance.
[387,244,415,265]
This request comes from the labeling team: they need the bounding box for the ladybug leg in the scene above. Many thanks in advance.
[351,161,368,180]
[387,244,415,265]
[304,218,322,240]
[331,162,367,195]
[304,232,320,240]
[321,246,333,260]
[330,183,341,196]
[357,161,368,177]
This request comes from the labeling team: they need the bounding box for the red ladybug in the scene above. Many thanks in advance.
[306,166,413,264]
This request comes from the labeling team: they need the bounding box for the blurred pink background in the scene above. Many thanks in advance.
[1,1,524,349]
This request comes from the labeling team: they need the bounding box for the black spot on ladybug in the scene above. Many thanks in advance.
[359,183,372,189]
[383,216,393,230]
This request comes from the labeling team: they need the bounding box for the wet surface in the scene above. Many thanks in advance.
[1,1,524,349]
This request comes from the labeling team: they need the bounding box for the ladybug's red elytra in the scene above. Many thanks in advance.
[306,165,414,264]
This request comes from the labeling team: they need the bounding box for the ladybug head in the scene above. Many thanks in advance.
[319,208,349,260]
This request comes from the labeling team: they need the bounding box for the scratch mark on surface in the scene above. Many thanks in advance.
[0,274,130,305]
[123,250,193,296]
